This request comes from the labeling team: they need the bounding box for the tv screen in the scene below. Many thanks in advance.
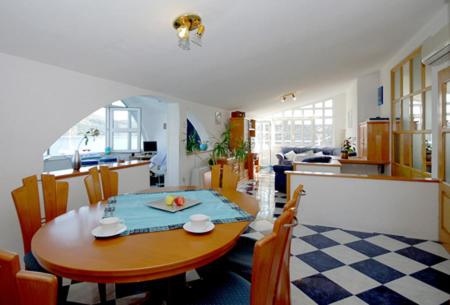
[143,141,157,152]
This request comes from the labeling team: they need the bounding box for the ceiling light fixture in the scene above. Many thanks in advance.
[281,93,296,103]
[173,14,205,50]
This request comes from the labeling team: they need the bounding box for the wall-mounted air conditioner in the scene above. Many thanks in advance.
[422,24,449,66]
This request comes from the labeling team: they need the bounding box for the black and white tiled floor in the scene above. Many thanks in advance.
[60,168,449,304]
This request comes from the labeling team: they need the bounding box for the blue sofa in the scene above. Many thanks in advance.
[273,146,341,193]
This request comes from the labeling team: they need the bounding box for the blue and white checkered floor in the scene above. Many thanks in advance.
[61,170,449,304]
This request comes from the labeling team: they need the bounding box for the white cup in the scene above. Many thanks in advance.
[189,214,210,230]
[99,217,121,232]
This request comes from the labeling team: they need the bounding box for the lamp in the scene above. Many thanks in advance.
[173,14,205,50]
[281,93,296,103]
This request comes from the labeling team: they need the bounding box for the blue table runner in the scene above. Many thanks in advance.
[108,189,254,235]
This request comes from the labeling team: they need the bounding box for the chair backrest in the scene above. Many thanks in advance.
[0,249,57,305]
[0,249,20,305]
[284,184,304,212]
[11,176,42,254]
[99,166,118,200]
[41,174,69,222]
[251,208,295,305]
[202,171,212,188]
[16,270,58,305]
[277,184,303,305]
[221,164,239,190]
[84,167,103,204]
[210,164,221,189]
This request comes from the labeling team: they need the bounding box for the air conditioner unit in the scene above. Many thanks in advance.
[422,24,449,66]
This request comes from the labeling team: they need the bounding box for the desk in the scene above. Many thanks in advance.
[31,187,258,284]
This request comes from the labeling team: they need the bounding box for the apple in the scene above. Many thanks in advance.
[174,196,185,207]
[165,195,175,206]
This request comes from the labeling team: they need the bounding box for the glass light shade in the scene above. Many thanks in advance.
[177,26,189,40]
[191,33,202,47]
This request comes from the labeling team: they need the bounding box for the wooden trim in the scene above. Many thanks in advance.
[338,158,390,165]
[293,159,342,167]
[43,160,150,180]
[286,171,439,183]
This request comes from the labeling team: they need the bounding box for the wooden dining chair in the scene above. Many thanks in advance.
[99,166,118,201]
[84,167,103,204]
[210,164,221,189]
[0,249,57,305]
[10,175,47,273]
[187,208,296,305]
[202,171,212,188]
[221,164,239,191]
[41,174,69,222]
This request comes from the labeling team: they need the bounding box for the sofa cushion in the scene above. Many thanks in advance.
[302,156,332,163]
[284,150,297,161]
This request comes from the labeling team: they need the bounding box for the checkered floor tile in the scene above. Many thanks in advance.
[57,169,450,304]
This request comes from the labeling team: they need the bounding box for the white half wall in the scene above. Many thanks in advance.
[288,172,439,240]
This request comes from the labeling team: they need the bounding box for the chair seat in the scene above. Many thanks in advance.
[184,272,250,305]
[24,252,47,273]
[225,236,256,282]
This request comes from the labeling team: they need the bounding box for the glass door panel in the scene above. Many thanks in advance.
[403,62,410,97]
[425,134,432,174]
[394,134,400,163]
[412,134,423,171]
[446,133,450,183]
[412,55,422,93]
[402,98,411,130]
[394,69,401,99]
[402,134,412,167]
[412,94,423,130]
[425,91,432,130]
[394,101,401,131]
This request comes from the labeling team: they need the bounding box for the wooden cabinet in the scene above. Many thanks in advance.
[358,121,390,162]
[230,117,248,150]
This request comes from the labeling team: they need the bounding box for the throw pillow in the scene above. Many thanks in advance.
[293,150,314,162]
[302,156,332,163]
[284,150,297,161]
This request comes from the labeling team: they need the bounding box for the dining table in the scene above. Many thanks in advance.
[31,186,259,288]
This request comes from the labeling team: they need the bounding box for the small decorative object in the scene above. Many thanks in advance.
[199,142,208,151]
[72,150,81,171]
[215,112,222,124]
[341,137,356,159]
[105,146,112,155]
[72,128,100,170]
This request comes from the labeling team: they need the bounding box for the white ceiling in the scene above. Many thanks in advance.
[0,0,445,112]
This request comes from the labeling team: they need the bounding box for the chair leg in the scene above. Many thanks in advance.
[98,283,107,304]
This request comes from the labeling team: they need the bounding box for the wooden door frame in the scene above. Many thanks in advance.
[438,66,450,252]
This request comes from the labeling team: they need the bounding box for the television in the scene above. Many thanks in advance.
[143,141,157,152]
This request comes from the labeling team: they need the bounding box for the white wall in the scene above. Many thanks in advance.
[356,71,381,123]
[333,93,347,147]
[0,52,226,256]
[345,80,358,138]
[289,173,439,240]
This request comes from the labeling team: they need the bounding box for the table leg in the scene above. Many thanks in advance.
[98,283,107,304]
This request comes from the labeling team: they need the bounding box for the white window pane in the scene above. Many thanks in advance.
[315,133,323,146]
[293,109,302,117]
[324,100,333,107]
[130,112,139,129]
[315,119,323,125]
[113,110,129,129]
[131,133,139,150]
[304,110,313,117]
[113,132,129,150]
[314,109,323,117]
[284,110,292,117]
[315,102,323,108]
[325,118,333,125]
[324,109,333,117]
[274,112,282,118]
[303,105,313,109]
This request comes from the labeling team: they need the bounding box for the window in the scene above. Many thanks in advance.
[271,100,334,146]
[47,103,141,156]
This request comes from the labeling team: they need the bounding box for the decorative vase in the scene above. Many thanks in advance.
[199,143,208,151]
[341,151,349,159]
[72,150,81,171]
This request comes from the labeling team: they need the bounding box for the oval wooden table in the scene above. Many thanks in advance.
[32,187,259,284]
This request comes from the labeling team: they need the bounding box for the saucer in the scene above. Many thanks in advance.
[91,224,127,238]
[183,221,214,234]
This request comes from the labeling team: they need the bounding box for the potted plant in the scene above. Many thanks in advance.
[341,137,355,159]
[211,125,231,165]
[186,131,200,153]
[234,140,249,177]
